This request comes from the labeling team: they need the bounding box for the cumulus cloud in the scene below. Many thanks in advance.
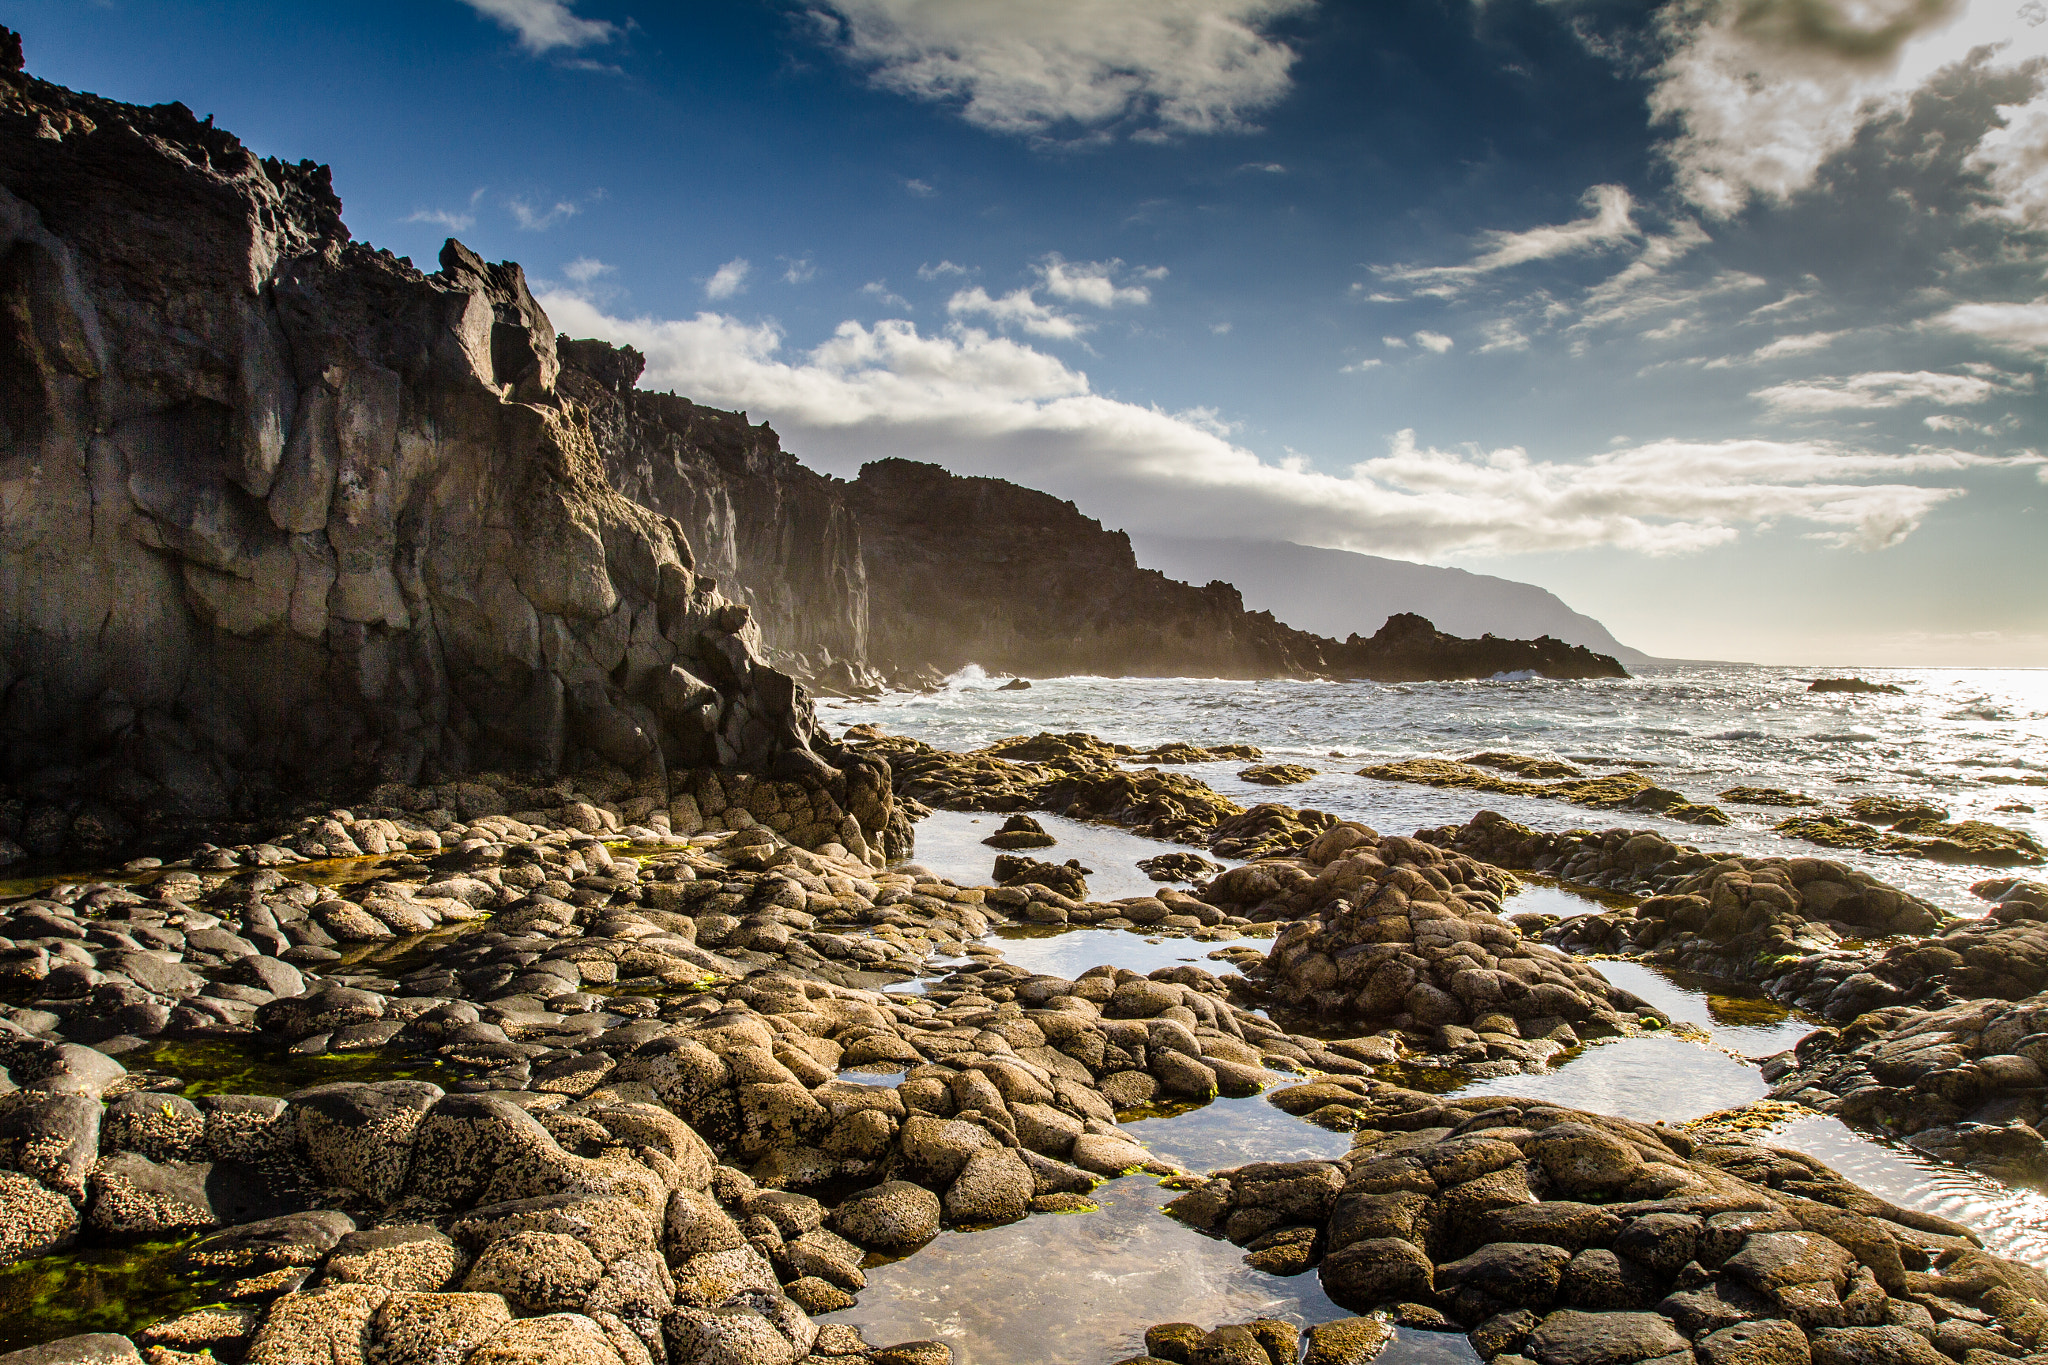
[540,292,2041,558]
[1036,254,1164,307]
[782,255,818,285]
[704,258,752,300]
[919,260,972,279]
[562,256,614,284]
[1753,369,2005,412]
[458,0,617,53]
[1648,0,2048,217]
[1934,299,2048,350]
[1413,331,1455,354]
[1378,185,1639,294]
[807,0,1314,138]
[946,285,1089,339]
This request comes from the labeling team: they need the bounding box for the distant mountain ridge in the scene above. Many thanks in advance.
[1130,535,1653,669]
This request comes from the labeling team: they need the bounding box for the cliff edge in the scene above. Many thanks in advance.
[0,42,841,861]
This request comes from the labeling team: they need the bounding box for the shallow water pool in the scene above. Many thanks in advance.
[906,810,1237,902]
[817,1176,1478,1365]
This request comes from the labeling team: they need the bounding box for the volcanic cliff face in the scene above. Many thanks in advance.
[557,339,876,692]
[845,457,1328,680]
[0,51,838,858]
[845,459,1627,684]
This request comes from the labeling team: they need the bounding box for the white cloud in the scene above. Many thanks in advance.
[1340,358,1382,372]
[705,258,752,301]
[1969,84,2048,227]
[946,285,1088,339]
[860,280,912,310]
[1647,0,2048,217]
[1754,369,2005,412]
[1934,299,2048,351]
[1378,184,1639,293]
[562,256,614,284]
[1413,330,1455,354]
[1477,318,1529,353]
[918,261,972,279]
[782,255,818,285]
[508,197,580,231]
[1573,264,1766,335]
[1705,330,1846,368]
[904,178,937,197]
[406,207,476,232]
[1382,335,1408,348]
[808,0,1314,138]
[1035,254,1161,308]
[540,292,2042,560]
[458,0,617,53]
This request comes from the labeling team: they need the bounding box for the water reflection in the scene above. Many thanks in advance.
[992,925,1230,980]
[820,1177,1474,1365]
[1127,1094,1349,1173]
[1768,1116,2048,1268]
[1592,960,1816,1053]
[906,810,1238,901]
[1454,1034,1767,1124]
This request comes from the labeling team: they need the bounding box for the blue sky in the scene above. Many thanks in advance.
[20,0,2048,663]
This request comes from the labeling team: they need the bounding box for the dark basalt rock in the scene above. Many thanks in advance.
[0,44,849,868]
[1808,679,1904,695]
[845,460,1629,684]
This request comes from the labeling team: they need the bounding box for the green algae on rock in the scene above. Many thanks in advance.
[1360,758,1732,827]
[1774,812,2045,867]
[1718,787,1823,808]
[0,1237,231,1353]
[1238,764,1318,786]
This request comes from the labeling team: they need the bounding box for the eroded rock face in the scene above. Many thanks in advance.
[0,60,840,865]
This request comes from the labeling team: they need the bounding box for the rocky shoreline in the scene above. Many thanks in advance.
[5,725,2048,1362]
[8,30,2048,1365]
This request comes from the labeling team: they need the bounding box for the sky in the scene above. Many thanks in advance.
[16,0,2048,664]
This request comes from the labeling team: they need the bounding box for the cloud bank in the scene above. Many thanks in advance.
[1647,0,2048,219]
[540,292,2040,558]
[806,0,1314,138]
[458,0,616,54]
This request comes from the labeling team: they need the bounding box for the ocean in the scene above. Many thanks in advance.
[827,663,2048,915]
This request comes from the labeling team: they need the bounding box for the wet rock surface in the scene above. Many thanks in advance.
[1365,765,1731,829]
[1166,1089,2048,1365]
[1228,821,1664,1046]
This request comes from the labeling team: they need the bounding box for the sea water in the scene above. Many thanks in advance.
[827,664,2048,914]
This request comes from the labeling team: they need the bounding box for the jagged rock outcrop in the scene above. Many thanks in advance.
[559,339,877,694]
[846,460,1629,684]
[0,49,843,864]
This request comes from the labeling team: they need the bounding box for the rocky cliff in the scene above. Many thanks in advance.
[845,459,1628,684]
[0,45,846,862]
[560,339,876,693]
